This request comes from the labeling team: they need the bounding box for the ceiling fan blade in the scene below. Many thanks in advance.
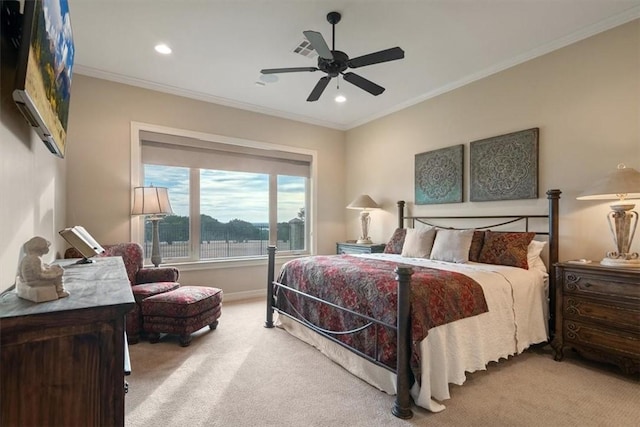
[261,67,318,74]
[343,72,385,96]
[307,76,332,102]
[347,47,405,69]
[303,30,334,60]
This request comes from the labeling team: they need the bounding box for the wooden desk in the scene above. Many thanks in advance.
[0,257,135,426]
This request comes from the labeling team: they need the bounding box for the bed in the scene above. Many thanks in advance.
[265,189,561,418]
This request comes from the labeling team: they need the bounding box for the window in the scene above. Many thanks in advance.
[132,125,313,263]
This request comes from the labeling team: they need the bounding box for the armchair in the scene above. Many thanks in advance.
[64,242,180,344]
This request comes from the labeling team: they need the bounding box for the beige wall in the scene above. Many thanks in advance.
[0,40,67,293]
[65,76,345,297]
[345,20,640,263]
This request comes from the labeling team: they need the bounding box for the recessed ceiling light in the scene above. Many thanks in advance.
[335,94,347,103]
[154,44,172,55]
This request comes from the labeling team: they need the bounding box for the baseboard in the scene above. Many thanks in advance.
[223,289,265,302]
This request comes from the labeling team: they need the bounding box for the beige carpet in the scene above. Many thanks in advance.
[125,298,639,427]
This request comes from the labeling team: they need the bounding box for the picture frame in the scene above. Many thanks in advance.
[470,128,539,202]
[12,0,75,158]
[415,144,463,204]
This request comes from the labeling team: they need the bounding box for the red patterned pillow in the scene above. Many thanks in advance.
[478,231,535,269]
[468,230,485,262]
[384,228,407,254]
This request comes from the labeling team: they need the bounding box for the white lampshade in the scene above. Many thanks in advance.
[131,186,173,216]
[577,164,640,201]
[347,194,380,210]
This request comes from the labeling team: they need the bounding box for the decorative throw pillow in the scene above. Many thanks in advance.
[468,230,485,262]
[401,227,437,258]
[478,231,536,269]
[429,229,475,263]
[384,228,407,254]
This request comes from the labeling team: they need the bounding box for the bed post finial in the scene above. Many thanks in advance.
[397,201,405,229]
[265,245,277,328]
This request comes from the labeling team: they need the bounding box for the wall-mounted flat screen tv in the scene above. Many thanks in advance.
[12,0,74,158]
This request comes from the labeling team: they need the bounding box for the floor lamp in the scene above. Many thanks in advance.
[347,194,380,244]
[577,164,640,267]
[132,186,173,267]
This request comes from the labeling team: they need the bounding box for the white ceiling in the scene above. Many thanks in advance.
[69,1,640,130]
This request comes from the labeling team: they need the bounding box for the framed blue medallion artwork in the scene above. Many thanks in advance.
[470,128,539,201]
[415,144,463,204]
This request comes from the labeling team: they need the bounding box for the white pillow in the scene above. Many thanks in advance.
[430,229,475,263]
[528,240,547,272]
[401,227,437,258]
[529,257,547,273]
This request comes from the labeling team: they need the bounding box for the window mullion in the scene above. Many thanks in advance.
[269,174,277,245]
[190,168,200,261]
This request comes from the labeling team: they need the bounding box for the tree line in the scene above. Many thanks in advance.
[148,212,304,244]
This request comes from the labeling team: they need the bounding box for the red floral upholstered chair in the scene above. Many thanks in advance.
[64,242,180,344]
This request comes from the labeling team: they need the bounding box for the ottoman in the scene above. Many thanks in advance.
[141,286,223,347]
[129,281,181,344]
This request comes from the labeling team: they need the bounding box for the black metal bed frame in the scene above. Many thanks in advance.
[265,189,561,418]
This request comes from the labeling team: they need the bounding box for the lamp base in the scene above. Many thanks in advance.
[601,257,640,268]
[150,218,162,267]
[356,238,373,244]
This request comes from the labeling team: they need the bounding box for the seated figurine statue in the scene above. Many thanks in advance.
[16,236,69,303]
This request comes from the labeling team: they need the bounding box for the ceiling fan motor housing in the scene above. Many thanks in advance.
[318,50,349,77]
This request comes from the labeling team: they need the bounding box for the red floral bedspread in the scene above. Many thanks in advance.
[275,255,488,379]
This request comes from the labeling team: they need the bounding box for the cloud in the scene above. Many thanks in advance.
[145,166,305,223]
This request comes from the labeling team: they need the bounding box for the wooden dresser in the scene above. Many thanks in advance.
[0,257,135,427]
[552,262,640,375]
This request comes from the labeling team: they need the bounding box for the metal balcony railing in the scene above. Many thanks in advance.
[142,222,305,259]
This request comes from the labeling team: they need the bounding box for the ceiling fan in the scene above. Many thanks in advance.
[260,11,405,102]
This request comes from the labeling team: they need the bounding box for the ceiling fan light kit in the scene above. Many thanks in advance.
[260,11,405,102]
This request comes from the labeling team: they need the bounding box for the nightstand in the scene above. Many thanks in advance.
[336,242,386,255]
[551,262,640,374]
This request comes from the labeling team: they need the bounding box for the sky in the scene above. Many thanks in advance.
[144,165,305,223]
[43,0,74,75]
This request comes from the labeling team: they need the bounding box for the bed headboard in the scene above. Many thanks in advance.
[397,189,561,267]
[397,189,561,337]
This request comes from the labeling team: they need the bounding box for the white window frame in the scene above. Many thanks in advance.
[130,122,317,268]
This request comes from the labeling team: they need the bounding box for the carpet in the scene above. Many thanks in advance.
[125,298,639,426]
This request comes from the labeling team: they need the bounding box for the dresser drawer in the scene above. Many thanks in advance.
[564,296,640,332]
[564,320,640,359]
[563,270,640,301]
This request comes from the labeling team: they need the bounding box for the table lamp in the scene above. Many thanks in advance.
[347,194,380,244]
[132,186,173,267]
[577,164,640,267]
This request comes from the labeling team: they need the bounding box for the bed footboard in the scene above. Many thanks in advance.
[265,245,276,329]
[265,246,414,419]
